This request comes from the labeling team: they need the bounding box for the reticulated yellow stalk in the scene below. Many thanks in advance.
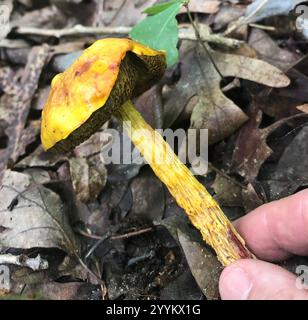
[117,100,255,266]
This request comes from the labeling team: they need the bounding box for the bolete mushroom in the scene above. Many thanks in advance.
[41,38,254,266]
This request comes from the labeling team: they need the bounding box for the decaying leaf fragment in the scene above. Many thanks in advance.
[68,155,107,203]
[0,170,80,255]
[178,230,222,300]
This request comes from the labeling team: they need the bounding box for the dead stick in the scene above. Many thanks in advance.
[14,25,243,48]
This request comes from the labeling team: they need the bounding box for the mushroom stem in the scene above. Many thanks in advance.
[116,100,255,266]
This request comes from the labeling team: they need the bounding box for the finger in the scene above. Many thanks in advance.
[219,259,308,300]
[235,189,308,261]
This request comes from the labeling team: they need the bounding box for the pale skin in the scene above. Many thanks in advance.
[219,190,308,300]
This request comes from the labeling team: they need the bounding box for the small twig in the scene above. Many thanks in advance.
[184,4,224,79]
[85,227,153,259]
[14,25,130,38]
[76,256,105,286]
[0,39,29,49]
[109,0,127,25]
[242,0,269,23]
[75,228,103,240]
[221,78,241,93]
[111,227,153,240]
[19,284,27,296]
[85,233,111,260]
[0,254,48,271]
[224,0,269,35]
[93,259,108,300]
[249,23,276,31]
[76,227,154,240]
[13,25,242,49]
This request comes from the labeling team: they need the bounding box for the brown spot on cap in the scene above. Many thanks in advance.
[75,60,93,77]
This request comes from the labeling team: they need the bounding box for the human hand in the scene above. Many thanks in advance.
[219,190,308,300]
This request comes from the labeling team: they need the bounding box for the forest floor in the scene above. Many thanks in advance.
[0,0,308,300]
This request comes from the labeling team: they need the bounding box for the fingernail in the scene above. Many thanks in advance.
[220,267,253,300]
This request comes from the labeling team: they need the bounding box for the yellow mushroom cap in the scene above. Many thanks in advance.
[41,38,166,152]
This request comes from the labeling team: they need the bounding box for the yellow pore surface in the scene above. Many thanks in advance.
[41,38,163,150]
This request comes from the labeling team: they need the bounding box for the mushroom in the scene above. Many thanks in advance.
[41,38,254,266]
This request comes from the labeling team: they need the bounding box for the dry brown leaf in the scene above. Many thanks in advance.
[164,44,290,145]
[213,5,246,30]
[276,56,308,102]
[263,126,308,201]
[0,170,80,255]
[23,282,100,300]
[214,50,290,88]
[74,131,107,158]
[163,47,248,143]
[249,28,301,71]
[231,97,308,182]
[212,175,242,207]
[50,0,96,26]
[178,230,222,300]
[0,45,49,184]
[105,0,156,27]
[0,67,18,95]
[11,5,67,29]
[16,145,67,168]
[130,168,165,221]
[13,120,41,160]
[190,91,249,146]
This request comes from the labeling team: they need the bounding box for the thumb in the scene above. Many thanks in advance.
[219,259,308,300]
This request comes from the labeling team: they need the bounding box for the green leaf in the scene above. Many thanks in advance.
[143,0,180,16]
[130,2,181,66]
